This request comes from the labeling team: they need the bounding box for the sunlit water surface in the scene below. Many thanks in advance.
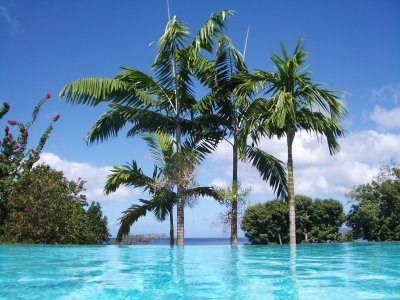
[1,243,400,299]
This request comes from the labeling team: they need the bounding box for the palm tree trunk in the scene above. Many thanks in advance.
[287,128,296,244]
[176,119,184,248]
[168,206,175,247]
[231,133,238,247]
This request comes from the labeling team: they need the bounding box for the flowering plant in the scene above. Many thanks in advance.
[0,93,60,223]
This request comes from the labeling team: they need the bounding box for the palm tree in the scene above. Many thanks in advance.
[59,10,233,247]
[241,38,347,244]
[105,133,220,246]
[192,35,288,246]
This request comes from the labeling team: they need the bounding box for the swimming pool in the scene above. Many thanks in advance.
[1,243,399,299]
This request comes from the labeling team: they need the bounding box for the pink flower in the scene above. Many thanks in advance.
[53,114,60,122]
[46,92,51,99]
[8,133,12,138]
[23,207,29,213]
[13,144,19,150]
[8,120,17,126]
[23,131,28,138]
[3,102,10,111]
[31,149,36,154]
[15,149,20,154]
[4,126,9,132]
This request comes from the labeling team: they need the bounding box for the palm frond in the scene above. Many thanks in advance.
[104,161,155,195]
[192,10,235,52]
[116,200,152,242]
[59,77,132,106]
[245,145,288,199]
[184,186,222,200]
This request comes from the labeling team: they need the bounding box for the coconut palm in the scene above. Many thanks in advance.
[105,133,220,246]
[59,10,233,247]
[192,35,288,246]
[240,38,347,244]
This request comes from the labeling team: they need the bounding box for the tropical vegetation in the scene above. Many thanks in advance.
[240,38,347,244]
[105,133,219,246]
[58,9,351,247]
[0,164,109,244]
[0,94,58,225]
[3,8,399,248]
[59,10,239,247]
[241,195,345,244]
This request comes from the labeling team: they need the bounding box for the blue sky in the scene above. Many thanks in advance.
[1,0,400,237]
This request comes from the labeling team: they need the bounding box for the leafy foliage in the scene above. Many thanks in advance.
[347,162,400,241]
[241,195,345,244]
[0,165,109,244]
[0,95,59,223]
[86,201,110,244]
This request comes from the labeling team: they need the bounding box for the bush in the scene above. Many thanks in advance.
[241,195,345,244]
[0,165,109,244]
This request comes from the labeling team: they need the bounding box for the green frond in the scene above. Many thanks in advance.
[116,200,152,242]
[296,108,345,155]
[104,161,154,195]
[59,77,132,106]
[184,186,222,200]
[245,145,288,199]
[193,10,235,52]
[151,191,176,222]
[141,133,174,169]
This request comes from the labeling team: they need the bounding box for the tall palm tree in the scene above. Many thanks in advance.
[192,35,288,246]
[105,133,220,246]
[59,10,233,247]
[241,38,347,244]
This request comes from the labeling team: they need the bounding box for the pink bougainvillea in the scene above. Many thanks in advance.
[23,207,29,213]
[46,92,51,99]
[8,120,17,126]
[4,126,9,133]
[3,102,10,111]
[53,114,60,122]
[23,131,28,138]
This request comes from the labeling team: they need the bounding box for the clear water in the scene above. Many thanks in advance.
[1,243,400,299]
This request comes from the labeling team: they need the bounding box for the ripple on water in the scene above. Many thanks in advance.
[1,243,400,299]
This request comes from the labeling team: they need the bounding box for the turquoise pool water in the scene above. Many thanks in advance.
[1,243,399,299]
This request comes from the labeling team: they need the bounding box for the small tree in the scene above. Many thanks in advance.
[0,93,59,223]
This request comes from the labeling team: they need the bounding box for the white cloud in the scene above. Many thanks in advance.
[370,105,400,129]
[210,177,228,188]
[39,152,139,203]
[0,5,21,33]
[206,130,400,198]
[372,83,400,104]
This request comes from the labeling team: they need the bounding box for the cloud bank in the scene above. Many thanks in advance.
[39,152,139,203]
[208,130,400,198]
